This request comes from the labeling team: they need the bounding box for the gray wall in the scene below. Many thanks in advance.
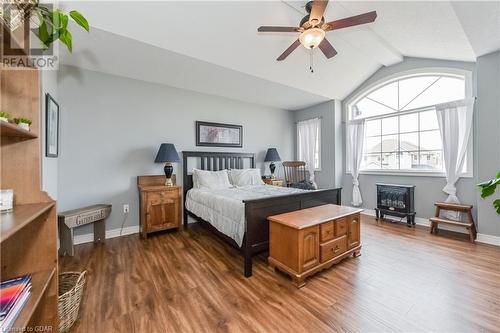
[475,51,500,236]
[57,66,295,236]
[293,100,342,189]
[338,56,500,237]
[40,71,58,199]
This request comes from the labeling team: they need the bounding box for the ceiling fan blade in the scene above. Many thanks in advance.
[324,11,377,31]
[258,26,300,32]
[318,38,337,59]
[309,0,329,26]
[277,39,301,61]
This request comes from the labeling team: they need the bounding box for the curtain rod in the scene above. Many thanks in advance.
[294,116,323,124]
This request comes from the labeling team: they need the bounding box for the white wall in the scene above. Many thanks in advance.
[56,66,295,236]
[475,51,500,237]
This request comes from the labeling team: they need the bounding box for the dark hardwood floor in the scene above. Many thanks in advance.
[60,215,500,333]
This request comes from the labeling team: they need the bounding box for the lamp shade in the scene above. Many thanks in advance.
[264,148,281,162]
[154,143,180,163]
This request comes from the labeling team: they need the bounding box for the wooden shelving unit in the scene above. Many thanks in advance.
[0,120,38,139]
[1,64,58,331]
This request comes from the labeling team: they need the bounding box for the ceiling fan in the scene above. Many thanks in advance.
[258,0,377,63]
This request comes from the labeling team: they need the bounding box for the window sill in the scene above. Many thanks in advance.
[346,170,473,178]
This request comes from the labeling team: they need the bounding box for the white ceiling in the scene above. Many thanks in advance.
[59,1,500,110]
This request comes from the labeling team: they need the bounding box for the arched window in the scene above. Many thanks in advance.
[346,71,473,175]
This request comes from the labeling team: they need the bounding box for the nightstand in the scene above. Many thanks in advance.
[138,175,182,238]
[263,178,284,187]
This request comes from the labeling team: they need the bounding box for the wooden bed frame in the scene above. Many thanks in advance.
[182,151,342,277]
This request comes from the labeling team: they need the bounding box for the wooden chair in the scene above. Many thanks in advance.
[282,161,307,187]
[429,202,477,243]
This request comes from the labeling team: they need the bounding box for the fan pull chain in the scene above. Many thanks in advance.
[309,48,313,73]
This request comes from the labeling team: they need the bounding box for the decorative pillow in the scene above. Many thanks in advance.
[290,180,316,191]
[228,168,265,187]
[193,169,232,190]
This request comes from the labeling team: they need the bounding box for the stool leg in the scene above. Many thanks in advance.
[94,219,106,243]
[58,222,74,256]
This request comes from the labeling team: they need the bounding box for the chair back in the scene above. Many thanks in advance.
[282,161,307,187]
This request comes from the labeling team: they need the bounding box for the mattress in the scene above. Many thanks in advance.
[185,185,306,246]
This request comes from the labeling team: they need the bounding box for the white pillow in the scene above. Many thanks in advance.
[228,168,265,187]
[192,169,232,190]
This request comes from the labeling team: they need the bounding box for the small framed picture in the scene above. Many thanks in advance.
[45,93,59,157]
[196,121,243,148]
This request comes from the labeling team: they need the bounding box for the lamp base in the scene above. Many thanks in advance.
[164,163,174,187]
[270,162,276,179]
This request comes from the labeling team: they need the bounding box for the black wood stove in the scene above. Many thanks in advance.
[375,183,416,226]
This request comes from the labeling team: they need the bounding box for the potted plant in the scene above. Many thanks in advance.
[477,171,500,215]
[0,112,10,122]
[14,118,32,131]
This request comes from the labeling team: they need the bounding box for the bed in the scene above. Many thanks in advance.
[182,151,341,277]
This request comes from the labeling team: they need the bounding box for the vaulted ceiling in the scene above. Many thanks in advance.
[60,1,500,110]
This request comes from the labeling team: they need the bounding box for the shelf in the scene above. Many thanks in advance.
[0,121,37,139]
[10,268,56,331]
[0,202,55,243]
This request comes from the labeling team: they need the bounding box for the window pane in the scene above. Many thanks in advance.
[365,136,381,153]
[400,113,418,133]
[403,77,465,111]
[362,153,381,169]
[354,98,395,119]
[400,151,418,169]
[382,116,398,135]
[365,119,381,137]
[420,110,439,130]
[420,130,442,150]
[400,132,419,151]
[399,76,440,109]
[382,152,398,169]
[381,134,398,152]
[418,151,443,170]
[367,82,398,110]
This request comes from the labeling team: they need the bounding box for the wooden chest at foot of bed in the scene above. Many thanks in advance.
[268,204,363,288]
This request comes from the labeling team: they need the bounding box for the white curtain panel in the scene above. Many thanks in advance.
[436,98,475,219]
[297,118,320,189]
[347,119,366,206]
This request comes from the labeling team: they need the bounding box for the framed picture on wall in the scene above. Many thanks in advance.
[45,93,59,157]
[196,121,243,148]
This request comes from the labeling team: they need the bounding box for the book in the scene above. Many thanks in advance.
[0,287,31,331]
[0,275,31,320]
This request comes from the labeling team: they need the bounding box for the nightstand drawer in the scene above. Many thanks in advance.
[147,190,178,203]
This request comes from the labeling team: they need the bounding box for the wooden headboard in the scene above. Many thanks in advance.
[182,151,256,198]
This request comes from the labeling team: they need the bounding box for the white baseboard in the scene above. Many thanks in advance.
[360,209,499,246]
[73,225,139,245]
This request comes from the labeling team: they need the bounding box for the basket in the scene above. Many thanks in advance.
[58,271,87,332]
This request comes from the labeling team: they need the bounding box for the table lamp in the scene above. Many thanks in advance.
[154,143,180,186]
[264,148,281,179]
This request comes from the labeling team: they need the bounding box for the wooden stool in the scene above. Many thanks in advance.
[429,202,477,243]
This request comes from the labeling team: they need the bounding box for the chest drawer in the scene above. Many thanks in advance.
[320,221,334,242]
[320,235,347,263]
[335,217,348,237]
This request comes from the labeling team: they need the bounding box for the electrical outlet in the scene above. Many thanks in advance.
[123,204,130,213]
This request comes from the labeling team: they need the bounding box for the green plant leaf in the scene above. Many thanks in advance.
[38,20,50,48]
[494,199,500,215]
[480,185,497,199]
[70,10,89,32]
[59,29,73,53]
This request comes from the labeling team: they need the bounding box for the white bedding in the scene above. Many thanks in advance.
[185,185,306,246]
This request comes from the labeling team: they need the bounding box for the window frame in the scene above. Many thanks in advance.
[297,118,322,171]
[344,68,473,178]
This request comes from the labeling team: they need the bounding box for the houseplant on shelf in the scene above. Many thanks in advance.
[0,112,11,122]
[477,171,500,215]
[0,0,90,53]
[14,117,32,131]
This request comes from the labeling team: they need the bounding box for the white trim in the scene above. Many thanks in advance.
[360,209,500,247]
[73,225,139,245]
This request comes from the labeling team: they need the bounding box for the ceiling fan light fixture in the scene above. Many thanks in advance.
[299,28,325,49]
